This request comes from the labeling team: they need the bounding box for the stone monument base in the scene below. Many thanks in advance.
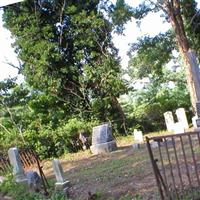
[90,140,117,154]
[55,181,70,193]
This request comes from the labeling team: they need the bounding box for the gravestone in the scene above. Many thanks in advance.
[173,122,185,134]
[196,102,200,118]
[196,118,200,127]
[195,102,200,129]
[132,143,140,150]
[150,141,159,148]
[8,147,27,184]
[175,108,189,130]
[164,111,175,132]
[192,115,198,128]
[133,129,144,143]
[79,132,89,150]
[52,159,70,194]
[26,171,41,192]
[90,123,117,154]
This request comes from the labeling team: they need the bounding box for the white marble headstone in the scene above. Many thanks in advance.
[133,129,144,143]
[173,122,185,134]
[52,159,70,193]
[192,115,198,128]
[52,159,65,183]
[8,147,27,183]
[164,111,175,132]
[176,108,189,130]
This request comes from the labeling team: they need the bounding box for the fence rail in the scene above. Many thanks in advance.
[146,131,200,200]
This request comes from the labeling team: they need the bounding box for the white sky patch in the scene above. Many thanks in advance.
[0,11,21,80]
[0,0,24,7]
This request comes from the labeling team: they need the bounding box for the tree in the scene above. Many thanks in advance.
[125,31,191,132]
[0,78,30,145]
[2,0,131,133]
[133,0,200,114]
[128,31,175,80]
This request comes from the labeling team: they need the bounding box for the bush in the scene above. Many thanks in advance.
[23,118,99,159]
[0,129,26,155]
[0,118,99,159]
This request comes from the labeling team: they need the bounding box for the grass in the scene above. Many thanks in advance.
[43,132,161,200]
[0,175,69,200]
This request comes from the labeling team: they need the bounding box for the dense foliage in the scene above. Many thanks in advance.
[1,0,133,157]
[1,0,199,158]
[3,0,129,123]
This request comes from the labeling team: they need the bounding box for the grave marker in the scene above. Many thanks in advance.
[8,147,27,184]
[176,108,189,130]
[164,111,175,132]
[52,159,70,194]
[90,123,117,154]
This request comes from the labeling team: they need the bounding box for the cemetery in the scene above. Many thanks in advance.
[1,118,200,199]
[1,0,200,200]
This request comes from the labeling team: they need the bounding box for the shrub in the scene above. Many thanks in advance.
[0,175,70,200]
[23,118,99,158]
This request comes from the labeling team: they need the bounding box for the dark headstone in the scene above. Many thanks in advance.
[196,118,200,127]
[90,123,117,154]
[26,171,41,192]
[92,124,114,145]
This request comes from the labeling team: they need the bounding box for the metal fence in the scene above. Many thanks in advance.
[0,148,49,195]
[146,131,200,200]
[0,154,11,174]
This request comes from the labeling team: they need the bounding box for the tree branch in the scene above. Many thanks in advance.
[3,58,22,72]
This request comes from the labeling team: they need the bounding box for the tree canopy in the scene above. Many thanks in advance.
[2,0,133,131]
[1,0,200,157]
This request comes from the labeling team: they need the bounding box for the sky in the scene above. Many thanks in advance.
[0,0,199,81]
[0,0,24,7]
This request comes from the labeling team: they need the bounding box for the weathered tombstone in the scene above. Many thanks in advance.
[79,132,89,150]
[195,102,200,129]
[150,141,159,148]
[133,129,144,143]
[192,115,198,128]
[26,171,42,192]
[52,159,70,194]
[196,102,200,118]
[176,108,189,130]
[132,143,140,150]
[196,118,200,127]
[8,148,27,184]
[173,122,185,134]
[164,111,175,132]
[90,123,117,154]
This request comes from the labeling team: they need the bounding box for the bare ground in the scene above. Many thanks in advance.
[43,141,159,200]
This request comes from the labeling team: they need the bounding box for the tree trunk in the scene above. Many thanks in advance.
[111,96,127,134]
[165,0,200,114]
